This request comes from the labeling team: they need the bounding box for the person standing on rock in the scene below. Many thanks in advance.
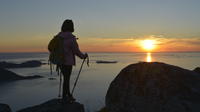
[54,19,88,102]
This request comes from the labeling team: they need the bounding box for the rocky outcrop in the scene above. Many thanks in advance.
[0,60,42,68]
[0,68,42,83]
[106,62,200,112]
[0,104,12,112]
[193,67,200,74]
[17,99,84,112]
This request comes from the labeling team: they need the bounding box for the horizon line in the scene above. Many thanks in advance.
[0,51,200,54]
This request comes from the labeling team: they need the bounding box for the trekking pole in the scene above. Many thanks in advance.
[71,58,86,95]
[57,67,62,97]
[58,74,62,97]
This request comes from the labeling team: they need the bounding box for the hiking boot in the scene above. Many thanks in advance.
[68,94,76,102]
[61,97,71,104]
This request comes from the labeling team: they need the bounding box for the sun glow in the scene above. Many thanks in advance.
[141,40,156,51]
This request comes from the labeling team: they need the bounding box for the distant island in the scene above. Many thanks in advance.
[0,68,42,83]
[96,60,118,64]
[0,60,43,68]
[0,60,44,83]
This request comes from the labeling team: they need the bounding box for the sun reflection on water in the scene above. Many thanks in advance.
[146,52,152,62]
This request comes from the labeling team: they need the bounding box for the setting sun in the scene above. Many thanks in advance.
[141,40,155,51]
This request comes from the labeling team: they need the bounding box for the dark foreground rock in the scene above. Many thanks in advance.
[17,99,85,112]
[0,60,42,68]
[106,62,200,112]
[0,104,12,112]
[193,67,200,74]
[0,68,42,83]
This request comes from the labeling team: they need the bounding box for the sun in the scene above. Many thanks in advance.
[141,40,155,51]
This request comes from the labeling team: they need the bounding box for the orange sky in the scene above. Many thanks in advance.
[0,35,200,53]
[80,36,200,52]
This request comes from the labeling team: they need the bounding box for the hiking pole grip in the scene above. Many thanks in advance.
[71,58,86,95]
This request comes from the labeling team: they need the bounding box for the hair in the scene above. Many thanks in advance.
[61,19,74,32]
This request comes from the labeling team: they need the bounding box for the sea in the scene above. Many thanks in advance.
[0,52,200,112]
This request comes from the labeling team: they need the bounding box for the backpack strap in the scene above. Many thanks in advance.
[50,62,53,75]
[86,56,89,67]
[56,65,61,76]
[48,58,53,75]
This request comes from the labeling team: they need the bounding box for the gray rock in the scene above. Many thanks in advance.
[106,62,200,112]
[0,104,12,112]
[17,99,84,112]
[0,60,42,68]
[0,68,42,83]
[193,67,200,74]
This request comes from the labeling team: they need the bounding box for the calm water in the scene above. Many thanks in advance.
[0,52,200,111]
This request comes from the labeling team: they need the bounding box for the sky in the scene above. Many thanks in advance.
[0,0,200,52]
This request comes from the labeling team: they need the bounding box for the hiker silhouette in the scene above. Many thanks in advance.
[48,19,88,102]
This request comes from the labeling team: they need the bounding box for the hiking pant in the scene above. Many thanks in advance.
[60,65,72,99]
